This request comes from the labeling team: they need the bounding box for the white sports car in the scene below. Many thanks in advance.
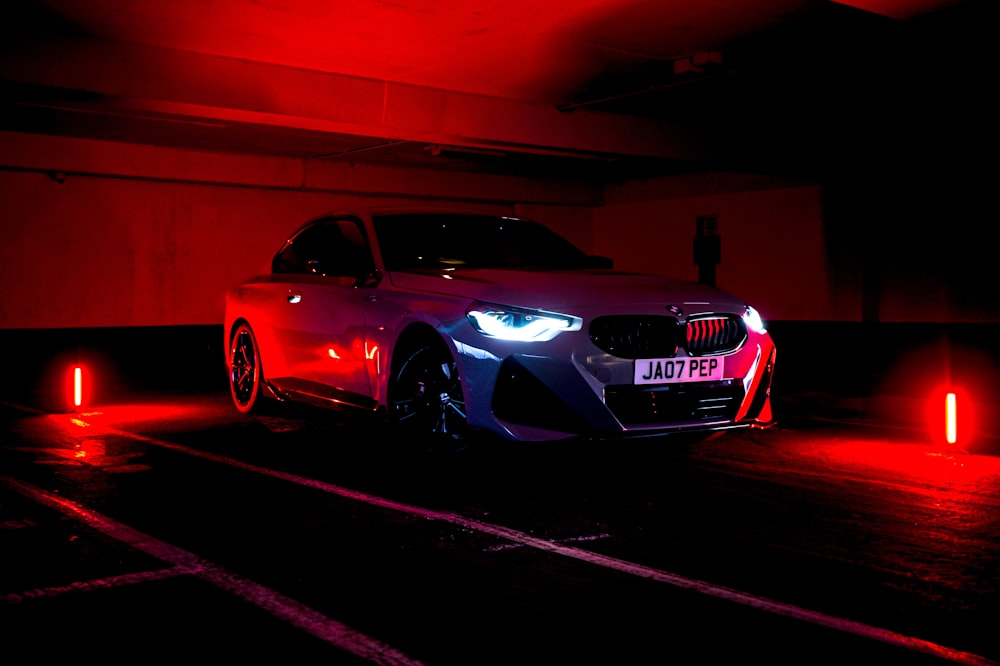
[224,208,776,443]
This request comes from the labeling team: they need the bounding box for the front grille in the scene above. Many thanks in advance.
[685,315,747,356]
[589,315,682,359]
[589,314,746,359]
[605,380,743,426]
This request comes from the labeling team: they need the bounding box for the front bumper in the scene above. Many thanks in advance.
[477,341,776,442]
[445,304,777,442]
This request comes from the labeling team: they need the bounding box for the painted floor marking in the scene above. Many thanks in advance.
[2,567,187,603]
[7,412,998,666]
[0,475,425,666]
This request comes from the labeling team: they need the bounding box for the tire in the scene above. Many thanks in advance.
[229,322,263,414]
[388,341,468,444]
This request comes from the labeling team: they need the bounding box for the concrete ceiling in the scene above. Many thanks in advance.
[0,0,982,181]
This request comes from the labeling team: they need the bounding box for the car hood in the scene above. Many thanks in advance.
[386,268,748,313]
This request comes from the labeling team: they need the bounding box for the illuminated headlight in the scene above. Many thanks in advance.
[743,305,767,334]
[467,302,582,342]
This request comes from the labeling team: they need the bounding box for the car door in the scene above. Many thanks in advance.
[269,216,376,406]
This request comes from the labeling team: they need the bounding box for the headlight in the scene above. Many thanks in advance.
[743,305,767,334]
[467,302,582,342]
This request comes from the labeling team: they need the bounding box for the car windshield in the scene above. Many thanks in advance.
[373,213,597,271]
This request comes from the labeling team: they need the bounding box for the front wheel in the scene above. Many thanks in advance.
[229,322,263,414]
[388,342,468,445]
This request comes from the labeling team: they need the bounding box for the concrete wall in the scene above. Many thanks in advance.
[0,130,994,330]
[0,169,506,328]
[597,178,837,323]
[0,131,597,329]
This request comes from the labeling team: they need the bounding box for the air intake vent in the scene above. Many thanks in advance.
[605,381,742,425]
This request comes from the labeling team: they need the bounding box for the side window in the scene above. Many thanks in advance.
[273,218,372,277]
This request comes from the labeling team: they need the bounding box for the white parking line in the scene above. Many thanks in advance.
[121,428,996,666]
[0,475,426,666]
[2,567,187,602]
[8,417,998,666]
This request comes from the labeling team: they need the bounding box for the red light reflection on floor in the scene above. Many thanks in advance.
[72,438,104,460]
[804,433,1000,539]
[38,413,156,471]
[820,438,1000,481]
[800,433,1000,573]
[810,437,1000,605]
[55,402,214,432]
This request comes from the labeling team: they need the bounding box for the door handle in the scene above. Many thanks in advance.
[287,292,302,304]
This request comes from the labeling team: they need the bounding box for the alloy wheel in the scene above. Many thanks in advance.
[230,323,261,413]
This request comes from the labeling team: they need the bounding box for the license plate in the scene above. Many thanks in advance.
[634,357,724,385]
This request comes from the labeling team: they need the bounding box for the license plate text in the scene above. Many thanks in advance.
[634,357,723,385]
